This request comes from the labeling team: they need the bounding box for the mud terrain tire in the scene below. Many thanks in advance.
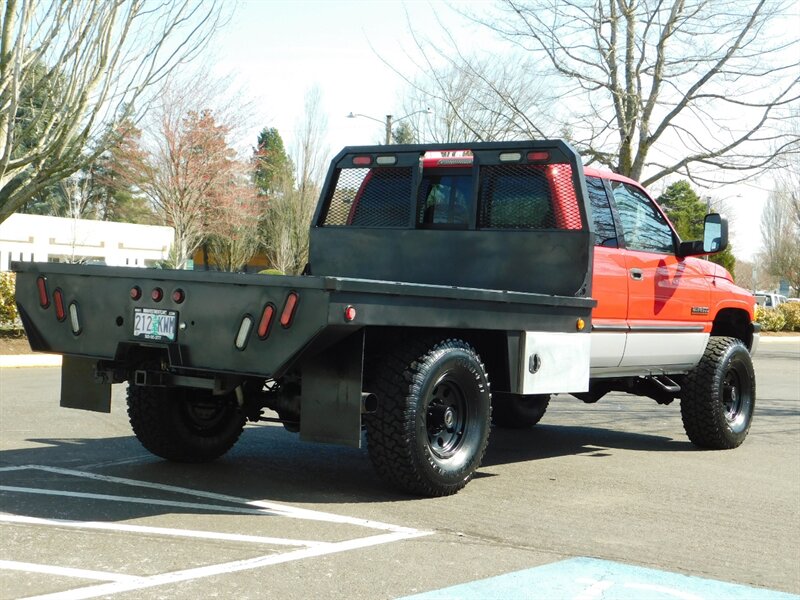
[365,339,491,496]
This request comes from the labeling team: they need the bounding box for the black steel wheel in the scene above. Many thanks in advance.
[491,393,550,428]
[680,336,755,449]
[127,384,246,462]
[365,338,491,496]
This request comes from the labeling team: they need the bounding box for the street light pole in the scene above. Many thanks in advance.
[347,108,432,144]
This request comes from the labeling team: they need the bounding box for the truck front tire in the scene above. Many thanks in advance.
[365,339,492,496]
[680,336,755,449]
[127,385,246,462]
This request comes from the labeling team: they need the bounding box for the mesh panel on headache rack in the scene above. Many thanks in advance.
[322,167,413,227]
[478,163,582,230]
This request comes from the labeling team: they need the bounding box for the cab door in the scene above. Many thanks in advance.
[608,181,710,368]
[586,176,628,369]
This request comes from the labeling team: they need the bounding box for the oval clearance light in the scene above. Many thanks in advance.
[37,276,50,308]
[376,155,397,165]
[280,292,299,328]
[527,151,550,161]
[151,287,163,302]
[344,305,357,322]
[69,302,81,334]
[352,156,372,166]
[576,318,586,331]
[499,152,522,162]
[172,288,185,304]
[258,304,275,339]
[235,315,253,350]
[130,286,142,301]
[53,289,66,321]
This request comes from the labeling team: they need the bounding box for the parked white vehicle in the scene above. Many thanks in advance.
[755,292,787,308]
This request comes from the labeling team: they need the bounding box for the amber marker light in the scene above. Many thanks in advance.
[576,318,586,331]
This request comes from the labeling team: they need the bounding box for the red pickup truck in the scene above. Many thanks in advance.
[13,140,757,497]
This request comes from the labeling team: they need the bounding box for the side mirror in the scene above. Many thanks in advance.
[702,213,728,254]
[678,213,728,257]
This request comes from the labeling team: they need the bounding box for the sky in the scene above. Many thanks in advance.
[209,0,779,262]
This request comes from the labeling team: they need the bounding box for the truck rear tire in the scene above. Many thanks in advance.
[127,385,246,462]
[365,339,491,497]
[492,394,550,428]
[680,336,755,449]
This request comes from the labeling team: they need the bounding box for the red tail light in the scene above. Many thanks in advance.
[280,292,299,328]
[53,289,66,321]
[37,276,50,308]
[172,288,185,304]
[151,287,163,302]
[527,151,550,161]
[258,304,275,339]
[130,286,142,301]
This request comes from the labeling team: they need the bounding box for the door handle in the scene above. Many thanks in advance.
[629,268,644,281]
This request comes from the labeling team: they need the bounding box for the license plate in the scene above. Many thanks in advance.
[133,308,177,342]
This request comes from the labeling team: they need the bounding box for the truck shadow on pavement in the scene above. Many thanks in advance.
[483,423,693,468]
[1,420,694,518]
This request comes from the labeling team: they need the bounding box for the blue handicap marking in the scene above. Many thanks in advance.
[400,557,799,600]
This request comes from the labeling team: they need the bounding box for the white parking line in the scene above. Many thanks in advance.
[20,464,422,533]
[0,485,290,516]
[24,530,430,600]
[0,465,434,599]
[0,514,327,548]
[0,560,141,583]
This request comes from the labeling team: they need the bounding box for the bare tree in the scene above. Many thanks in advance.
[398,44,554,143]
[760,184,800,294]
[435,0,800,186]
[0,0,225,223]
[206,163,264,272]
[262,87,329,275]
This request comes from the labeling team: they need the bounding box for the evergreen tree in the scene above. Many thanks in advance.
[392,122,415,144]
[657,181,706,240]
[253,128,294,196]
[91,119,154,223]
[657,180,736,275]
[15,62,67,215]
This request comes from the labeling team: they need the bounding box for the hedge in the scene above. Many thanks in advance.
[755,303,800,332]
[0,272,19,328]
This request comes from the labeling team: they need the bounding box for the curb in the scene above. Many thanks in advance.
[0,354,62,368]
[759,336,800,345]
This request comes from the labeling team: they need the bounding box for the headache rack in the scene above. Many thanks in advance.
[309,140,594,298]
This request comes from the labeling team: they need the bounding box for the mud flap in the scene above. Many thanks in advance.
[60,356,111,413]
[299,330,364,448]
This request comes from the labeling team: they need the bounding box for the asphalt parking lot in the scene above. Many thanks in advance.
[1,338,798,599]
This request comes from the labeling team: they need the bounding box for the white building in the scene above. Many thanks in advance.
[0,213,173,271]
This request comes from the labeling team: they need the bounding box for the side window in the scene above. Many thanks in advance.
[586,176,618,247]
[418,174,471,227]
[611,181,674,254]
